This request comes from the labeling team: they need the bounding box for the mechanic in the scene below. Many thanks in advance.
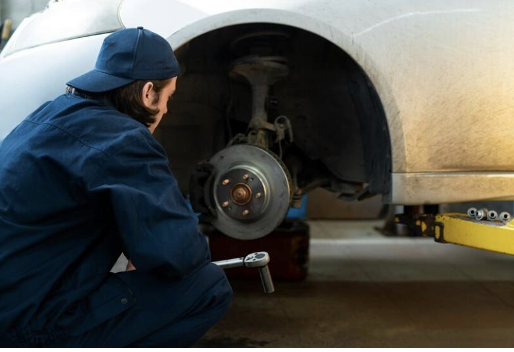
[0,27,232,347]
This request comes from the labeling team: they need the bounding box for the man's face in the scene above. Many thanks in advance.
[146,77,177,134]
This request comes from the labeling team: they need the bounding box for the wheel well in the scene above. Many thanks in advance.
[155,23,391,199]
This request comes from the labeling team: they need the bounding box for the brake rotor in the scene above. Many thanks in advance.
[207,144,292,240]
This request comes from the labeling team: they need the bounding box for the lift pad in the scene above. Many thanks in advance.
[395,213,514,256]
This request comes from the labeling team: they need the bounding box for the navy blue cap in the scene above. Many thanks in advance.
[67,27,180,93]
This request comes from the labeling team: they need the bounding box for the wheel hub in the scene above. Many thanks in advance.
[230,183,252,205]
[207,144,292,239]
[216,168,266,221]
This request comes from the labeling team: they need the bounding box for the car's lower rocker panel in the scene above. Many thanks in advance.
[389,172,514,205]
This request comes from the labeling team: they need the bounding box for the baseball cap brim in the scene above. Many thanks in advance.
[66,69,135,93]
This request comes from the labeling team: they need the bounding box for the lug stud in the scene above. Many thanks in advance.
[243,174,249,180]
[242,210,250,216]
[222,201,229,208]
[222,179,230,186]
[256,192,262,199]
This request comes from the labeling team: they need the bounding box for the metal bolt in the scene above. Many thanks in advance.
[467,207,477,219]
[487,210,498,221]
[476,209,488,221]
[243,174,249,180]
[242,210,250,216]
[256,192,262,199]
[222,201,229,208]
[500,212,511,223]
[222,179,230,185]
[231,183,252,205]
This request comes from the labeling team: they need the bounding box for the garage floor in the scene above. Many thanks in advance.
[195,220,514,348]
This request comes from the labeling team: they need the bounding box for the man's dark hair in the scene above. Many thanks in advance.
[66,78,171,127]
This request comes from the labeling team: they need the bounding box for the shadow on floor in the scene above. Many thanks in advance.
[196,279,514,348]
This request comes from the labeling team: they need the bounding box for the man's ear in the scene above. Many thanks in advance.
[141,81,156,109]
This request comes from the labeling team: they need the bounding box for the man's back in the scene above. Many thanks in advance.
[0,27,231,348]
[0,94,141,337]
[0,93,210,345]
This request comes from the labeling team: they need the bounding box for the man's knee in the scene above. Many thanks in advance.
[115,263,232,317]
[195,264,233,316]
[124,266,232,348]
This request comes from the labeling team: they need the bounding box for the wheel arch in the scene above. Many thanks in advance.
[123,7,398,198]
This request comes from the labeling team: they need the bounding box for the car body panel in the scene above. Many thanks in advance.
[392,172,514,205]
[119,0,514,175]
[0,0,123,57]
[0,34,108,138]
[1,0,514,204]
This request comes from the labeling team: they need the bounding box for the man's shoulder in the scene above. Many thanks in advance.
[29,94,152,157]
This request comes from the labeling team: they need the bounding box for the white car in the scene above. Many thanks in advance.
[1,0,514,238]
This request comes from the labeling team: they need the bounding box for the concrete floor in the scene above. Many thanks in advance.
[195,220,514,348]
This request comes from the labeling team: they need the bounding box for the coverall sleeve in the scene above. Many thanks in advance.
[87,131,211,279]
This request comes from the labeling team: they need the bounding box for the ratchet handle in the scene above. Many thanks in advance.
[212,257,244,269]
[212,251,275,294]
[258,265,275,293]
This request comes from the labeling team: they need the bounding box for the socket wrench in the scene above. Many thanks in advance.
[475,208,489,221]
[500,212,511,223]
[212,251,275,293]
[487,210,498,221]
[467,207,478,219]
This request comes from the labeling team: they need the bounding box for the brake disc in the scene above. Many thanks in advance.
[207,144,292,240]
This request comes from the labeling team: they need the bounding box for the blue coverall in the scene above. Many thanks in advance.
[0,93,233,347]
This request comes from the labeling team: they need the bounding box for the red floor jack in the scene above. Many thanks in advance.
[212,252,275,293]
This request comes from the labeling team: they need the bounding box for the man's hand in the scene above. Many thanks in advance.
[126,260,136,271]
[189,160,216,222]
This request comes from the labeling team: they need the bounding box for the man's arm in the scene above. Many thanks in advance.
[88,130,211,279]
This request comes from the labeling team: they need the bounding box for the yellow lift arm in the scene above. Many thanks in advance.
[395,213,514,256]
